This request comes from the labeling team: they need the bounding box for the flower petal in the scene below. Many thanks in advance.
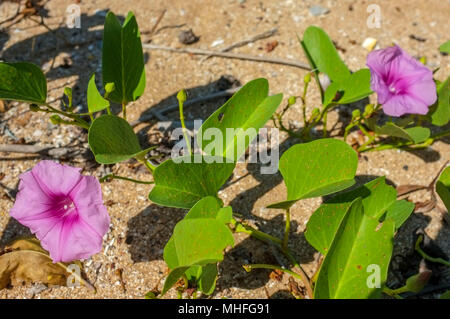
[31,160,82,196]
[382,94,429,117]
[41,215,103,262]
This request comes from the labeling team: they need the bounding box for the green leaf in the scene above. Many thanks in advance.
[161,266,189,295]
[88,114,154,164]
[300,26,350,85]
[428,77,450,126]
[439,41,450,54]
[198,78,282,161]
[162,197,234,296]
[383,199,415,229]
[197,263,219,295]
[305,176,397,255]
[314,198,395,299]
[436,166,450,213]
[323,69,373,106]
[102,11,146,104]
[164,196,229,269]
[149,156,235,209]
[404,127,431,143]
[375,122,430,143]
[87,74,110,113]
[268,139,358,209]
[0,62,47,105]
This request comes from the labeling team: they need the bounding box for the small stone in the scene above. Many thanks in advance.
[309,5,330,16]
[178,29,199,45]
[362,37,378,51]
[211,38,224,47]
[403,165,409,171]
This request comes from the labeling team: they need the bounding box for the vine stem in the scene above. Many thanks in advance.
[178,90,192,155]
[99,173,154,184]
[415,235,450,267]
[282,208,291,251]
[244,264,305,289]
[231,218,313,298]
[122,102,127,120]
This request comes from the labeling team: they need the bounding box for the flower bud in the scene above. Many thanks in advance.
[303,72,311,84]
[288,96,297,106]
[177,89,187,104]
[105,82,115,94]
[363,104,374,117]
[352,109,361,119]
[50,115,62,125]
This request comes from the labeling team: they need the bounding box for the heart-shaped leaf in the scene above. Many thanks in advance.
[148,156,235,209]
[439,41,450,54]
[383,199,415,229]
[102,11,146,104]
[375,122,430,144]
[268,139,358,209]
[198,78,282,161]
[305,176,402,255]
[428,77,450,126]
[162,197,234,295]
[0,62,47,105]
[314,198,395,299]
[323,69,372,106]
[436,166,450,213]
[300,26,350,85]
[88,114,154,164]
[87,74,110,113]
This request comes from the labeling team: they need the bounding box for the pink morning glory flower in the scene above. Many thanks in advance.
[10,160,110,263]
[366,45,437,117]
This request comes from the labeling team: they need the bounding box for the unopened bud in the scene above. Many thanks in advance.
[352,109,361,118]
[304,72,311,84]
[50,115,62,125]
[105,82,115,94]
[177,89,187,104]
[288,96,297,106]
[363,104,374,116]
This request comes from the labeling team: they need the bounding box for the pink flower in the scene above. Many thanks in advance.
[10,160,110,262]
[367,45,437,117]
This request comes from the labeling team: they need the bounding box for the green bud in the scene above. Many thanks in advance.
[177,89,187,104]
[363,104,374,116]
[29,104,40,112]
[50,115,62,125]
[311,107,320,118]
[288,96,297,106]
[352,109,361,118]
[105,82,116,94]
[405,270,431,293]
[303,72,311,84]
[64,87,72,100]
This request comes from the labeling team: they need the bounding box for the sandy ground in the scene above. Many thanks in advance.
[0,0,449,299]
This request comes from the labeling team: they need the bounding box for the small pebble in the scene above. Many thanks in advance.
[362,37,378,51]
[309,5,330,16]
[178,29,199,45]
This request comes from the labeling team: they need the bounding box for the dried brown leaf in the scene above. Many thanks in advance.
[0,237,92,290]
